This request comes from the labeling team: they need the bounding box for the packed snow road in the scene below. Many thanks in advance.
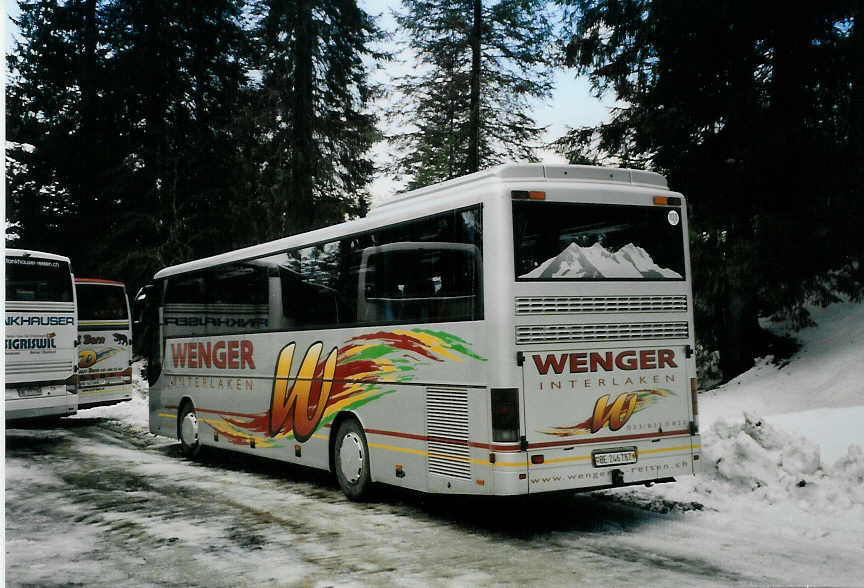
[6,411,861,587]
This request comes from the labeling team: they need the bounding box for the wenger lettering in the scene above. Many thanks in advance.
[533,349,676,376]
[171,340,255,369]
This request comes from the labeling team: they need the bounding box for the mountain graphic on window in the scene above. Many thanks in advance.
[520,242,682,279]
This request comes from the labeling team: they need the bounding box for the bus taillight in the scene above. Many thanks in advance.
[491,388,519,442]
[690,377,698,416]
[690,377,700,434]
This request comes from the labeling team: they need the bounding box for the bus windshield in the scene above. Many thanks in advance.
[5,257,74,301]
[513,201,686,280]
[77,283,129,320]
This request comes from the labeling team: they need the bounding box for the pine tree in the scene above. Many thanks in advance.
[557,1,864,379]
[7,0,256,291]
[7,0,119,257]
[106,0,255,274]
[390,0,555,190]
[253,0,385,239]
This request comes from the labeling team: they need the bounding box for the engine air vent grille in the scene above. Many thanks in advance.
[426,387,471,479]
[6,360,73,375]
[515,295,687,315]
[516,322,689,345]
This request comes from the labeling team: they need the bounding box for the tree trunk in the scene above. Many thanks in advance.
[466,0,482,175]
[717,280,759,381]
[717,221,761,381]
[291,0,316,234]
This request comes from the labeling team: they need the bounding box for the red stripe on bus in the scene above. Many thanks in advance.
[159,410,683,452]
[526,429,691,449]
[363,428,518,452]
[164,406,260,419]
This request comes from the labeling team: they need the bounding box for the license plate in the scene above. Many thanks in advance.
[593,447,637,467]
[18,386,43,398]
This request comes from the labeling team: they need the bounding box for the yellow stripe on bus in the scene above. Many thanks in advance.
[369,442,526,467]
[640,444,701,455]
[149,414,698,467]
[361,441,702,467]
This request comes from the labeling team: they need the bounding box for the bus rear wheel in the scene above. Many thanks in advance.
[178,403,201,459]
[333,419,372,501]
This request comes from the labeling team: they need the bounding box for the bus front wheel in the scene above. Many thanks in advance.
[178,403,201,459]
[333,419,372,501]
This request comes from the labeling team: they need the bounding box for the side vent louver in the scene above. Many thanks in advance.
[6,359,75,375]
[426,387,471,479]
[515,295,687,315]
[516,322,689,345]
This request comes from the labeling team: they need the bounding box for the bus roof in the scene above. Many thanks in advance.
[5,248,71,263]
[75,278,125,286]
[153,164,670,280]
[369,164,667,214]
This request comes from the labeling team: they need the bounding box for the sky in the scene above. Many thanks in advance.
[359,0,616,200]
[3,0,617,202]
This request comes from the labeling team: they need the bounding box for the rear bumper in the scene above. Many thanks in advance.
[5,385,78,420]
[529,435,700,493]
[489,434,700,495]
[78,384,133,409]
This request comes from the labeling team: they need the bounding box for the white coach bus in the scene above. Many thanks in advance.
[139,165,701,499]
[5,249,79,420]
[75,278,133,408]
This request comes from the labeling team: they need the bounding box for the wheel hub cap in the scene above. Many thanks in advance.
[339,432,364,483]
[181,412,198,446]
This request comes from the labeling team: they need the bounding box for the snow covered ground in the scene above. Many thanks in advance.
[606,297,864,583]
[6,299,864,586]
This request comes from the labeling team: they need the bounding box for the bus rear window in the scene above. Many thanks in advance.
[5,257,74,302]
[76,284,129,320]
[513,201,686,281]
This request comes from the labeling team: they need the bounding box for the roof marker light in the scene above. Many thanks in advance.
[512,190,546,200]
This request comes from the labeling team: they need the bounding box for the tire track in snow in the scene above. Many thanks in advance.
[7,418,773,587]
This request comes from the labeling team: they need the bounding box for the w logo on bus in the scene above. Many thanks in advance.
[590,393,639,433]
[538,388,675,438]
[269,342,338,443]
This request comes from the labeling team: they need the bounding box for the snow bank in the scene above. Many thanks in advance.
[703,297,864,420]
[698,413,864,512]
[629,299,864,525]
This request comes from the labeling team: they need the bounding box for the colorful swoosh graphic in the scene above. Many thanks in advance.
[203,328,486,448]
[539,388,676,437]
[79,348,120,368]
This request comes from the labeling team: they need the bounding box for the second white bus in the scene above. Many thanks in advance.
[138,164,701,499]
[75,278,133,408]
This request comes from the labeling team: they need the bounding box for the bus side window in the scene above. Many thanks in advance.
[359,243,481,324]
[280,266,340,328]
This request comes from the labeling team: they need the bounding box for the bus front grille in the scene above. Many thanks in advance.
[516,321,689,345]
[426,387,471,479]
[515,295,687,315]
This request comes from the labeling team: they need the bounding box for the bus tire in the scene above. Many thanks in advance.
[178,402,201,459]
[333,418,372,501]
